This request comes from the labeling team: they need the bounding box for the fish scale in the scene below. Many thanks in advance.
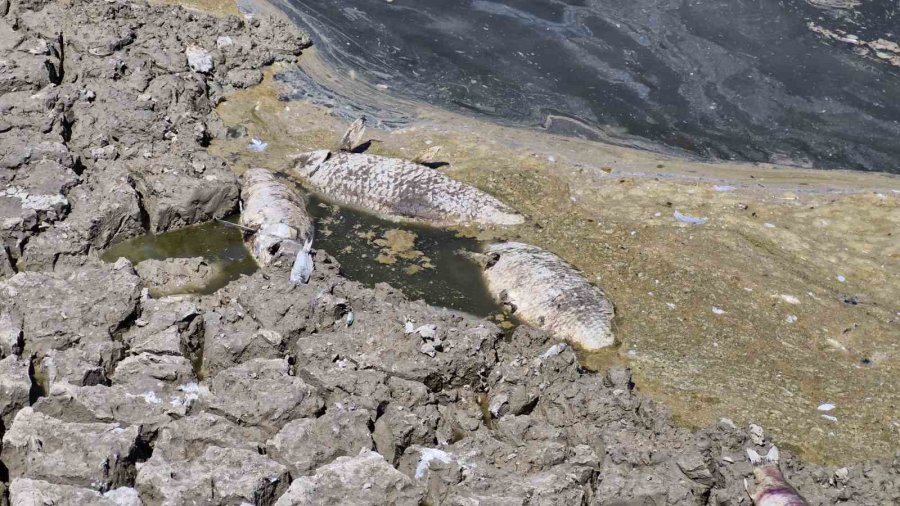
[483,242,615,351]
[294,151,524,226]
[240,169,315,281]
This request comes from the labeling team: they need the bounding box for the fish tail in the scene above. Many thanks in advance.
[302,236,314,253]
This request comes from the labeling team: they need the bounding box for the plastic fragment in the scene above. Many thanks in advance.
[540,343,568,360]
[248,138,268,152]
[673,211,707,225]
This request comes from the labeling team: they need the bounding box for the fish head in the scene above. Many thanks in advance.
[292,149,332,178]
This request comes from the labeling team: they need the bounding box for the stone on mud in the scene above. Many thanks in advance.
[134,257,218,296]
[8,478,142,506]
[266,405,374,476]
[203,358,325,433]
[0,262,141,357]
[123,295,203,362]
[0,355,30,434]
[199,308,284,377]
[1,407,143,490]
[274,450,424,506]
[0,306,24,357]
[136,445,290,506]
[129,155,239,233]
[150,412,267,461]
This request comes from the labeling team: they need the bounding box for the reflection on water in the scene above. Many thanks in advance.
[101,217,258,295]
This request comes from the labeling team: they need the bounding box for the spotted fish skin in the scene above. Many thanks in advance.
[750,466,809,506]
[483,242,615,351]
[240,168,314,270]
[293,150,524,227]
[747,447,809,506]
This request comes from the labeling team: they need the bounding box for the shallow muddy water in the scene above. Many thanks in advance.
[307,194,501,317]
[101,218,259,295]
[102,191,500,316]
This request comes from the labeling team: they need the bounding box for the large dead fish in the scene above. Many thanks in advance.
[745,447,809,506]
[478,242,615,351]
[292,150,524,227]
[240,168,315,284]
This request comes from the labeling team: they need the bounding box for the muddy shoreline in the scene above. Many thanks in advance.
[0,0,897,505]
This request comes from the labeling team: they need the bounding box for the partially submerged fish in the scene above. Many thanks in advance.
[292,150,524,227]
[478,242,615,351]
[240,168,315,283]
[745,446,809,506]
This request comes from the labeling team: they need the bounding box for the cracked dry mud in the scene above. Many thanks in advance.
[0,1,897,505]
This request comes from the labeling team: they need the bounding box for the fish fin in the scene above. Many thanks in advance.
[290,248,314,285]
[339,117,366,152]
[764,446,780,464]
[746,448,763,465]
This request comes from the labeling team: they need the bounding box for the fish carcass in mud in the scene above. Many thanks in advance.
[292,150,524,227]
[240,168,315,283]
[745,447,809,505]
[479,242,615,351]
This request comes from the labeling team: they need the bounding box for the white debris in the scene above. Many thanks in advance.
[415,448,454,479]
[713,185,736,192]
[817,403,835,412]
[404,320,415,334]
[673,210,707,225]
[836,275,846,283]
[786,315,798,323]
[540,343,568,360]
[346,311,355,326]
[414,324,437,339]
[185,45,213,73]
[764,223,776,228]
[248,138,268,152]
[712,307,726,315]
[821,414,838,422]
[780,294,800,305]
[127,391,161,405]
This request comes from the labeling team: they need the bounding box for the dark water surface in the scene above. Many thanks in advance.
[271,0,900,172]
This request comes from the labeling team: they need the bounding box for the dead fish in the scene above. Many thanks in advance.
[412,145,443,165]
[338,117,367,152]
[745,447,809,506]
[292,150,524,227]
[478,242,615,351]
[240,168,315,283]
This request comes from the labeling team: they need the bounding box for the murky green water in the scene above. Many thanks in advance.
[101,217,258,295]
[307,195,500,317]
[101,196,500,316]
